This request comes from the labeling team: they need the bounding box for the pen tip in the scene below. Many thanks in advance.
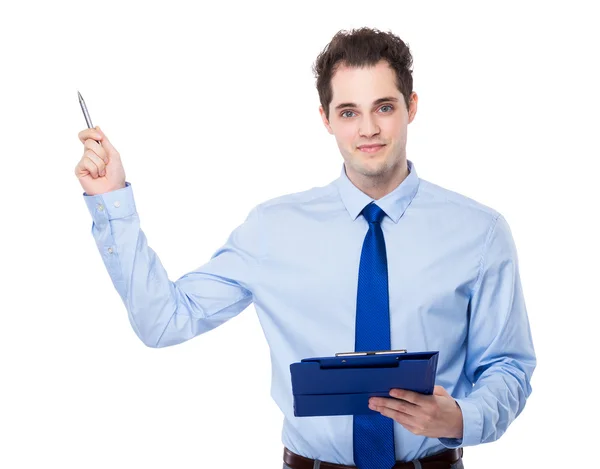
[78,90,82,99]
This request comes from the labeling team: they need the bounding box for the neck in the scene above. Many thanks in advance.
[346,160,409,200]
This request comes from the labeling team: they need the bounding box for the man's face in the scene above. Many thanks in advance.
[320,60,418,183]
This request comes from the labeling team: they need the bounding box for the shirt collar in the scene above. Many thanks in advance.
[333,159,420,224]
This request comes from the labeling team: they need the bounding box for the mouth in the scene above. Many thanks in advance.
[357,144,386,153]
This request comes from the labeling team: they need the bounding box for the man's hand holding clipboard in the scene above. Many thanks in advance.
[369,385,463,440]
[290,349,463,439]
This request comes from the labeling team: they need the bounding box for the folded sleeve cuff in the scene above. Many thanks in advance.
[83,182,136,224]
[438,397,482,448]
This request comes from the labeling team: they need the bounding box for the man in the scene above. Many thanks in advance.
[75,27,535,469]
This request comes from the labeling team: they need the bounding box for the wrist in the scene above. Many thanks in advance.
[448,400,464,439]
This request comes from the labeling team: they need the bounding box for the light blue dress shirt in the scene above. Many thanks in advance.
[83,159,536,463]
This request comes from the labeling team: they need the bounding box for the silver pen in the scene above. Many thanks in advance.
[78,90,101,146]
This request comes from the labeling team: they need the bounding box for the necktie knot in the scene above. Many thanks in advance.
[361,203,386,224]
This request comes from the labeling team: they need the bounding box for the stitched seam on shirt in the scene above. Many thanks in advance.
[260,185,338,210]
[471,213,502,297]
[419,179,499,217]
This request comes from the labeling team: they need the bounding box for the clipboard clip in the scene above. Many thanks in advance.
[335,349,407,357]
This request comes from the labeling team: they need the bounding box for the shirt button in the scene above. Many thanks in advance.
[97,203,104,211]
[114,201,121,208]
[108,247,114,254]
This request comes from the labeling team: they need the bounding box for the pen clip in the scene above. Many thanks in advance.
[335,349,407,357]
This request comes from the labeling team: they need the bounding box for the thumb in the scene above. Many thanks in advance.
[95,126,119,156]
[433,385,451,398]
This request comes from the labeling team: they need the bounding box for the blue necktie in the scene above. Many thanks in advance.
[353,202,396,469]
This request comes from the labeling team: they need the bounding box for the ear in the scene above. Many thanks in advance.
[319,105,334,135]
[407,92,418,124]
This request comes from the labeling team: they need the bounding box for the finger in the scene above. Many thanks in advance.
[389,389,424,405]
[394,419,422,436]
[84,150,106,176]
[376,408,425,436]
[80,157,100,178]
[371,397,418,417]
[78,128,103,145]
[84,139,108,164]
[377,405,418,428]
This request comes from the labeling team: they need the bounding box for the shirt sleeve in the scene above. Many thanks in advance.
[83,182,264,348]
[439,213,536,448]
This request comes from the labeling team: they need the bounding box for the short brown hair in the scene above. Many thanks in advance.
[312,27,414,120]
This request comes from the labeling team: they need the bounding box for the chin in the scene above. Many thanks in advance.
[351,159,391,178]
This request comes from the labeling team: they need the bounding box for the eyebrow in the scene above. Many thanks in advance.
[334,96,399,111]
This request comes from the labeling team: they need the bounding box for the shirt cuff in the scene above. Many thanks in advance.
[83,182,136,224]
[439,397,483,448]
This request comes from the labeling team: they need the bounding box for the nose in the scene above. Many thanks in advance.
[358,114,380,138]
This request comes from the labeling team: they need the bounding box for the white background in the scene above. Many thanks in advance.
[1,1,598,467]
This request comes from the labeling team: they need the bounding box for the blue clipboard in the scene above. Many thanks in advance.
[290,350,439,417]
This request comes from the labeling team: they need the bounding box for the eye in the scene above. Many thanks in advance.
[340,105,394,118]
